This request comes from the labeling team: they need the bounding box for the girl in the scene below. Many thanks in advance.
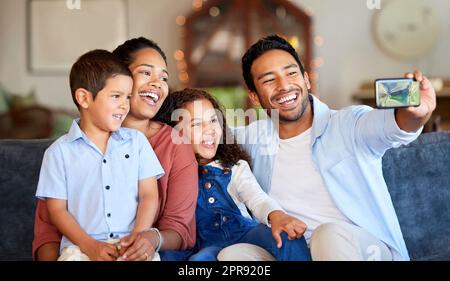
[166,88,311,261]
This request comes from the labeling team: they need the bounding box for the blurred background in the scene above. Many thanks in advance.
[0,0,449,139]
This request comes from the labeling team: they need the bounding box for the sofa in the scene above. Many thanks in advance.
[0,132,449,261]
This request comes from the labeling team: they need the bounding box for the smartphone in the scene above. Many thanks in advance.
[375,78,421,108]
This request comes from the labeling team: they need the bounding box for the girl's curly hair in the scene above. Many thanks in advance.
[160,88,251,167]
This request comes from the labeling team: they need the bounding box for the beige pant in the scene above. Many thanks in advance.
[218,222,393,261]
[58,238,160,261]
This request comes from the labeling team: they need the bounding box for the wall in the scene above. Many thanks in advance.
[0,0,192,111]
[293,0,450,107]
[0,0,449,110]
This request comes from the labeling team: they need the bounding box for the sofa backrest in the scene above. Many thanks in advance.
[383,131,450,260]
[0,132,449,260]
[0,139,53,260]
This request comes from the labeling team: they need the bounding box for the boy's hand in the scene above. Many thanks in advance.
[81,239,119,261]
[268,210,307,248]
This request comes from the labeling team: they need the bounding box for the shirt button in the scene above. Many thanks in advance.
[103,159,107,164]
[214,222,220,228]
[208,197,215,204]
[223,168,230,174]
[109,233,114,238]
[201,168,208,174]
[222,216,228,222]
[125,154,129,159]
[204,182,212,189]
[107,213,111,217]
[105,185,110,190]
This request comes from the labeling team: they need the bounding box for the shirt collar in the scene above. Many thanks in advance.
[65,119,84,142]
[265,95,332,147]
[310,94,332,142]
[65,118,132,143]
[112,126,132,141]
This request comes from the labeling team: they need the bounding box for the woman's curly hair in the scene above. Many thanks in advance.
[160,88,251,167]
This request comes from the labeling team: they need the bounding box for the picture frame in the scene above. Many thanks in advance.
[27,0,129,75]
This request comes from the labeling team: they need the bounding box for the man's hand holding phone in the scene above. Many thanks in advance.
[379,70,437,132]
[375,78,420,108]
[401,71,437,119]
[375,71,436,111]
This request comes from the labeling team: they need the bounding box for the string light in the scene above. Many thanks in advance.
[176,16,186,26]
[309,71,319,81]
[177,61,187,71]
[173,50,185,61]
[304,6,314,16]
[311,57,324,69]
[314,35,324,47]
[316,57,324,67]
[192,0,202,10]
[209,6,220,17]
[179,71,189,83]
[276,6,286,19]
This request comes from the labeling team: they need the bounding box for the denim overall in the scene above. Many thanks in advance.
[196,164,258,249]
[187,163,311,261]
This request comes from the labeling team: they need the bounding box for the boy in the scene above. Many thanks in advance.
[35,50,164,261]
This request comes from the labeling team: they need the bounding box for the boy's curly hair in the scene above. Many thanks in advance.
[162,88,251,167]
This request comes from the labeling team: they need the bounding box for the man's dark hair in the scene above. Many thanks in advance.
[69,49,132,109]
[241,34,306,92]
[112,37,167,66]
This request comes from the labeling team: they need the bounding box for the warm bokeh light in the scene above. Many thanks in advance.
[304,6,314,16]
[192,0,202,10]
[288,36,300,49]
[312,57,324,69]
[309,71,319,81]
[209,7,220,17]
[314,36,324,47]
[276,6,286,19]
[179,71,189,82]
[176,15,186,26]
[177,60,188,71]
[173,50,185,61]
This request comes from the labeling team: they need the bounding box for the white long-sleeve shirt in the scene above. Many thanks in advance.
[206,160,283,226]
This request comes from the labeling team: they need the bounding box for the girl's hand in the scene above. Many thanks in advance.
[268,210,307,248]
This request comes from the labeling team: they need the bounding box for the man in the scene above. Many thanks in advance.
[221,35,436,261]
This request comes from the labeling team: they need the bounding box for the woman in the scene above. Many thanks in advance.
[32,37,198,261]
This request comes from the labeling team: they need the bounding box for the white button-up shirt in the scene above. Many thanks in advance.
[234,95,421,260]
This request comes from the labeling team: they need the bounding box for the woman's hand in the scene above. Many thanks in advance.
[268,210,307,248]
[117,230,160,261]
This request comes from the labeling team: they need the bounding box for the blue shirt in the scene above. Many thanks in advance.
[36,120,164,251]
[235,95,421,260]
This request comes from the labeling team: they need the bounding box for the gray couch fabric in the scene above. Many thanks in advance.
[383,132,450,260]
[0,139,51,260]
[0,132,449,260]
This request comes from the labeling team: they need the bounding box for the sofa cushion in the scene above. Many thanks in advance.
[0,132,449,261]
[0,139,53,260]
[383,131,450,261]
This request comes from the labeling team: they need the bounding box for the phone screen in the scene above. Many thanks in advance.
[375,78,421,108]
